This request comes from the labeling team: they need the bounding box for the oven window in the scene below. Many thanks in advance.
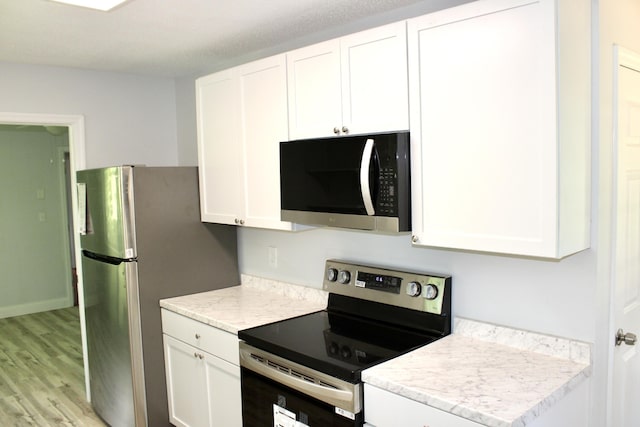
[241,368,363,427]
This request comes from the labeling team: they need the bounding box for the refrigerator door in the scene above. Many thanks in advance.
[77,166,136,259]
[82,252,146,427]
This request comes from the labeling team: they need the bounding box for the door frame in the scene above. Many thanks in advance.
[0,112,90,400]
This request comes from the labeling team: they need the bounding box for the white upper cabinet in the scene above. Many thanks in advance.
[287,21,409,139]
[287,39,342,139]
[196,69,243,226]
[408,0,590,258]
[196,54,296,230]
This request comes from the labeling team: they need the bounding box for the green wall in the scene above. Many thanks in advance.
[0,125,72,318]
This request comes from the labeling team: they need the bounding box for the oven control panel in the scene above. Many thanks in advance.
[323,260,451,315]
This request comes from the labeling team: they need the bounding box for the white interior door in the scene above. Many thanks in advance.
[611,46,640,427]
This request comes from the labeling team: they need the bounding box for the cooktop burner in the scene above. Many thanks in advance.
[238,260,452,383]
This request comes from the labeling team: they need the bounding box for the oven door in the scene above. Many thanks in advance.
[240,342,363,427]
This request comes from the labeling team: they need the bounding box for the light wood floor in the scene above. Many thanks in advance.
[0,307,106,426]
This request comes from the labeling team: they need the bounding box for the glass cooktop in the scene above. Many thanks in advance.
[238,308,440,383]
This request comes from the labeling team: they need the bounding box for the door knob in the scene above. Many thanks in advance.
[615,328,637,346]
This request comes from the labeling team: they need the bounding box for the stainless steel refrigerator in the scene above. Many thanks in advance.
[76,166,239,427]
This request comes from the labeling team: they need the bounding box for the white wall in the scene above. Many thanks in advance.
[0,61,179,168]
[238,228,596,340]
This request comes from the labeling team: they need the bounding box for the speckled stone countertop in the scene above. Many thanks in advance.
[362,318,592,427]
[159,274,328,335]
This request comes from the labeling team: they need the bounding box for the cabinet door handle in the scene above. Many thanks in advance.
[341,126,349,134]
[194,352,204,359]
[333,127,340,134]
[195,333,201,339]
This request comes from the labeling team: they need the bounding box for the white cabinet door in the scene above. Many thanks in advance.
[237,55,293,230]
[364,384,482,427]
[164,334,242,427]
[203,350,242,427]
[340,21,408,135]
[196,54,298,230]
[287,21,409,140]
[196,70,243,225]
[164,335,210,427]
[408,0,590,258]
[287,39,342,139]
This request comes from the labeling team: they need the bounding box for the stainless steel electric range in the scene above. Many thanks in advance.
[238,260,452,427]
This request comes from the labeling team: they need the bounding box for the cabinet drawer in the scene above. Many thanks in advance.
[161,308,239,366]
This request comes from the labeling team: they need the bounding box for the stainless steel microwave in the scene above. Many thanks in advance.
[280,131,411,233]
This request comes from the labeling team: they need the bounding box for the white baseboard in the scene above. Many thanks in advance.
[0,297,74,319]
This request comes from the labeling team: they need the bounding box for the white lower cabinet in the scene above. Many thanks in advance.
[161,309,242,427]
[365,381,589,427]
[364,384,482,427]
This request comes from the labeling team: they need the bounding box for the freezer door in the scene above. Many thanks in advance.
[82,253,146,427]
[77,166,136,259]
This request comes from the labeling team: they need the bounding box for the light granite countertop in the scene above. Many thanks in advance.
[362,318,592,427]
[159,274,328,335]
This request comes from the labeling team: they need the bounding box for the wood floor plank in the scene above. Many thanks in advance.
[0,307,106,426]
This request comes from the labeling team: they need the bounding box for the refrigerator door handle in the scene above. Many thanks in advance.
[82,249,132,265]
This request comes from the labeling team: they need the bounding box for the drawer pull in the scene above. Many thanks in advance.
[195,333,201,339]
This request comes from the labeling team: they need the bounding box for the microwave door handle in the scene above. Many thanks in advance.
[360,138,375,216]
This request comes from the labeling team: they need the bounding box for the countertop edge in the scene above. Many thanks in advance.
[511,365,592,427]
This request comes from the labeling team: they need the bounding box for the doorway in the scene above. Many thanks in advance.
[0,112,89,399]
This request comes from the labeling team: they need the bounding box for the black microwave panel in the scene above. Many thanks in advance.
[280,132,410,222]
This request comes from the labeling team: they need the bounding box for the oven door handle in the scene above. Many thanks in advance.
[240,345,361,414]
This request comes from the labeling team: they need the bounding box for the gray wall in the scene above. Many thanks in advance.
[0,127,72,317]
[0,62,179,168]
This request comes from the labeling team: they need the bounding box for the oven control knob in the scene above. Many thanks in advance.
[341,346,352,359]
[327,268,338,282]
[338,270,351,284]
[329,342,339,355]
[424,284,439,300]
[406,281,422,297]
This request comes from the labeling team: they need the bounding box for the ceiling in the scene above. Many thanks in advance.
[0,0,436,77]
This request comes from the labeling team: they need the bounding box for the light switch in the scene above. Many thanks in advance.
[36,189,45,200]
